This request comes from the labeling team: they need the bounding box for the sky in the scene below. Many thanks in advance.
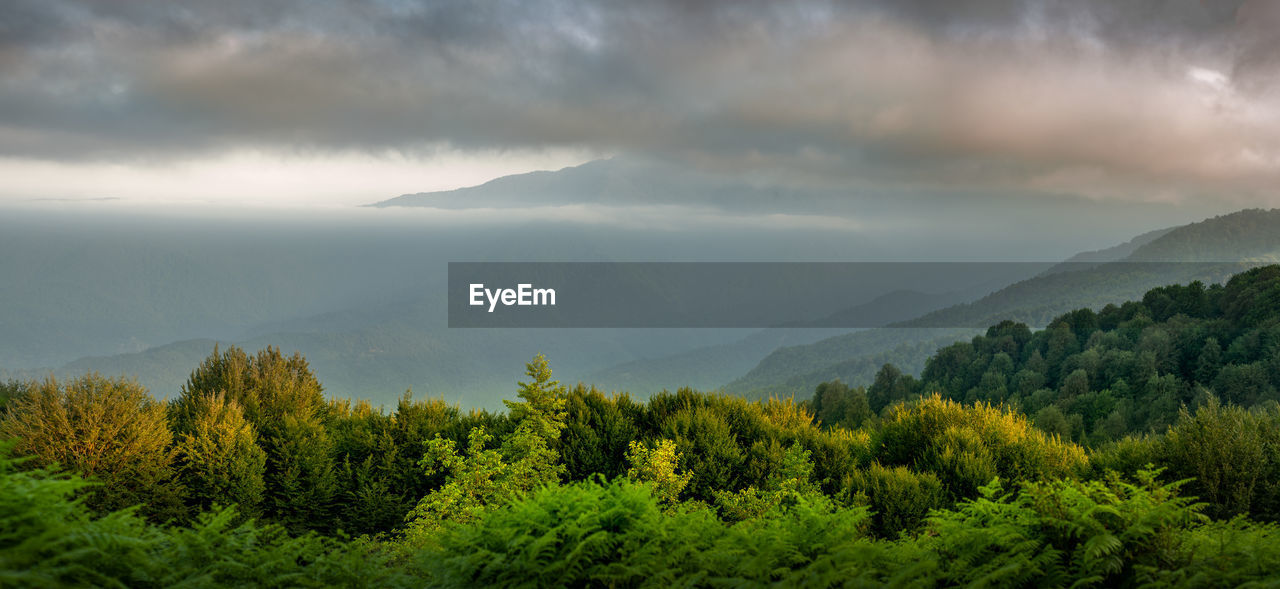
[1,0,1278,208]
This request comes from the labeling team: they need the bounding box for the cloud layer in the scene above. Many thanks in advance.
[2,0,1278,204]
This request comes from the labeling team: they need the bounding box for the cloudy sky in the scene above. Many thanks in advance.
[1,0,1278,207]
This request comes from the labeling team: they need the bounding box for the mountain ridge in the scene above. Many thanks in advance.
[723,208,1280,398]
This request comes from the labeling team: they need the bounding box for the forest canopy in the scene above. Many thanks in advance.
[4,266,1280,586]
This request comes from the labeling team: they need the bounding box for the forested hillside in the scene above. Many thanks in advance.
[829,265,1280,445]
[726,328,977,399]
[4,266,1280,585]
[903,208,1280,329]
[732,208,1280,397]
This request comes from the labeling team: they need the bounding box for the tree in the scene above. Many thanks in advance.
[1060,369,1090,399]
[876,395,1088,500]
[0,379,26,413]
[1195,337,1223,384]
[847,462,945,536]
[562,386,644,481]
[0,374,183,519]
[173,345,326,429]
[174,345,335,532]
[173,391,267,518]
[1161,398,1280,521]
[868,364,915,413]
[500,354,568,482]
[402,355,569,543]
[626,438,691,509]
[811,380,873,429]
[714,443,824,522]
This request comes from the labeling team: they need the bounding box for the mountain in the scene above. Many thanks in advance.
[1056,226,1175,264]
[1037,226,1175,276]
[2,163,1236,409]
[369,158,802,212]
[1126,208,1280,262]
[49,298,748,408]
[902,209,1280,329]
[725,209,1280,398]
[723,328,977,399]
[582,287,985,396]
[583,328,848,394]
[815,290,968,328]
[365,157,1224,261]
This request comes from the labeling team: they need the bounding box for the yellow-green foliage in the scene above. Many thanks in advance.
[402,355,568,545]
[174,345,326,427]
[500,354,567,483]
[757,397,815,432]
[173,391,267,518]
[422,465,1280,588]
[403,427,509,538]
[626,439,691,508]
[0,374,182,519]
[876,394,1089,498]
[918,469,1209,587]
[420,478,895,588]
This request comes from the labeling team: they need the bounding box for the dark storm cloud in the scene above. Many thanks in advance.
[1,0,1278,201]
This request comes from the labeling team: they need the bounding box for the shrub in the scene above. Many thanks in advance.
[846,462,946,537]
[876,395,1089,499]
[0,443,415,588]
[422,478,894,588]
[1160,398,1280,521]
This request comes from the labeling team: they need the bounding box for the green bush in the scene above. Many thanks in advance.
[0,443,415,588]
[421,478,897,588]
[916,469,1205,587]
[1160,398,1280,521]
[846,462,946,537]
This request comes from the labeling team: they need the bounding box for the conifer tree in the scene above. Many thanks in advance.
[174,345,335,532]
[403,355,569,542]
[173,391,267,518]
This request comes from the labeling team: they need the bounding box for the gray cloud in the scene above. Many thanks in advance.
[1,0,1278,203]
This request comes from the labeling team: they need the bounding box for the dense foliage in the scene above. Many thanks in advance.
[4,267,1280,585]
[813,266,1280,444]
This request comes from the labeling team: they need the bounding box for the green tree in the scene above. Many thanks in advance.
[562,386,644,480]
[626,438,691,509]
[1161,398,1280,520]
[868,363,915,413]
[172,391,267,518]
[846,462,946,537]
[174,346,335,532]
[402,355,569,543]
[500,354,568,483]
[0,374,183,520]
[714,443,824,522]
[1195,337,1223,384]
